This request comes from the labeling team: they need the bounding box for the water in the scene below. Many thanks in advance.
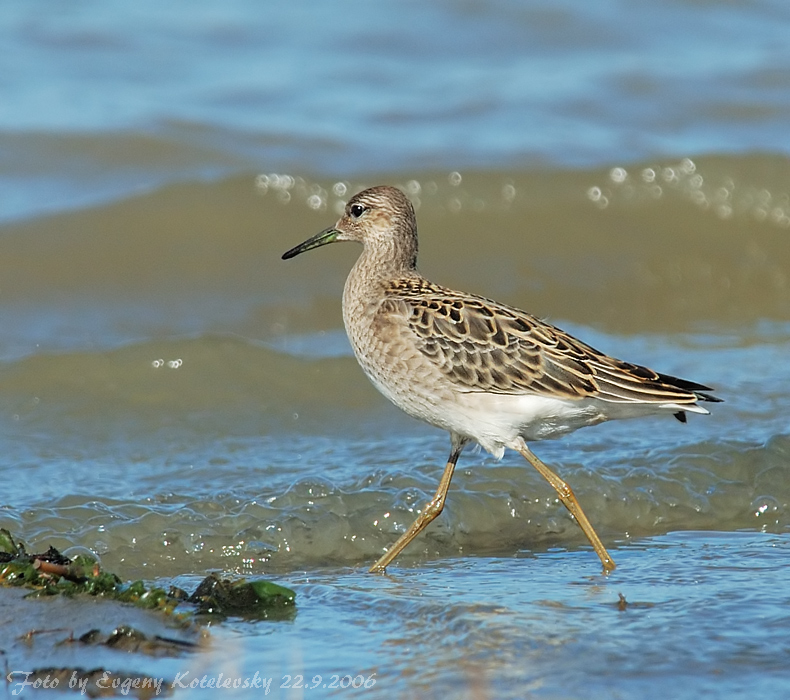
[2,1,790,698]
[4,1,790,222]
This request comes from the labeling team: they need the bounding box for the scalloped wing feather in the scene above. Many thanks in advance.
[382,278,716,411]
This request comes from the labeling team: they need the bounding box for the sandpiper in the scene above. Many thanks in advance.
[282,185,720,573]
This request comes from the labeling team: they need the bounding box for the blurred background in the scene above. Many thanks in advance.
[2,2,790,698]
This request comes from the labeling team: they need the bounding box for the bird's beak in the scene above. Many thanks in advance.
[282,227,340,260]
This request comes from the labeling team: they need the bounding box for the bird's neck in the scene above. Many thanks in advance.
[342,244,420,325]
[350,234,418,283]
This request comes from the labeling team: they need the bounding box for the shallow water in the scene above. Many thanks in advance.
[3,1,790,698]
[199,532,790,700]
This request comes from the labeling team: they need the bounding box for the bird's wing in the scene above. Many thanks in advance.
[380,278,715,408]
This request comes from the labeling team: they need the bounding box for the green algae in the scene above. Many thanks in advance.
[0,529,296,619]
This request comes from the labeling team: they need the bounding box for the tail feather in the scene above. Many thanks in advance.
[656,371,722,402]
[659,372,722,423]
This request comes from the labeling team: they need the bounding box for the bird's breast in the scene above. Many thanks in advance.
[343,280,460,423]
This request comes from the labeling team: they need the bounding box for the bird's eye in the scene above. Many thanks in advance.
[349,204,366,219]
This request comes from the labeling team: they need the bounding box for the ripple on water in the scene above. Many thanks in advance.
[2,433,788,580]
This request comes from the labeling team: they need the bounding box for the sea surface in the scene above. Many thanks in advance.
[2,1,790,698]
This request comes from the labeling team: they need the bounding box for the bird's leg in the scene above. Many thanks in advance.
[369,436,467,573]
[515,439,616,573]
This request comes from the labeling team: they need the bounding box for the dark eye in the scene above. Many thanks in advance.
[349,204,366,219]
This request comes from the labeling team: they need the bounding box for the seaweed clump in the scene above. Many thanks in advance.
[0,529,296,619]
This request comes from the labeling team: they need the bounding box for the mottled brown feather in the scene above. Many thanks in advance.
[380,277,714,408]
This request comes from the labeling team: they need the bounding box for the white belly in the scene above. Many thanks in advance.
[440,392,610,457]
[362,363,614,459]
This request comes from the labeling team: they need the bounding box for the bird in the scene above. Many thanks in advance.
[282,185,720,574]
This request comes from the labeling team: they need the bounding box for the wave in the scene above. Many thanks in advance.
[1,153,789,364]
[1,429,786,578]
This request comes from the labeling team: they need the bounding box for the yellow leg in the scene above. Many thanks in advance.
[369,437,467,573]
[515,439,616,573]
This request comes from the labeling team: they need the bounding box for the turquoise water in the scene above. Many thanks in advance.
[3,1,790,221]
[204,532,790,700]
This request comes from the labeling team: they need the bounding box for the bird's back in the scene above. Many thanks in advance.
[343,269,719,453]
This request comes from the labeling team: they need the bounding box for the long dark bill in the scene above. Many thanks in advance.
[281,227,340,260]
